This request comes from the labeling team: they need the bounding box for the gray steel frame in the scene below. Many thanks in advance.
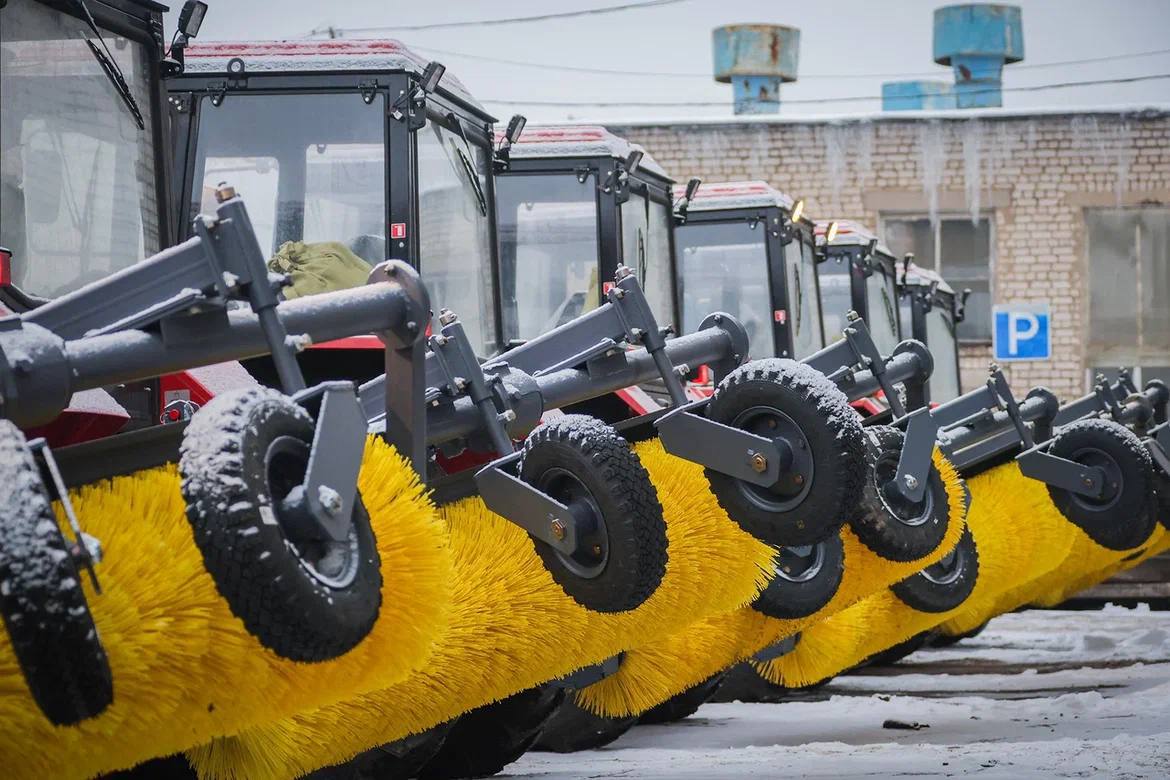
[0,194,431,544]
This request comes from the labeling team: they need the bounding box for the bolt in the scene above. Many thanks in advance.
[318,486,344,517]
[501,410,517,423]
[630,327,643,340]
[793,474,805,485]
[846,310,860,322]
[214,182,236,203]
[432,334,448,347]
[592,544,603,556]
[767,418,777,429]
[1083,476,1094,487]
[614,265,633,281]
[550,519,567,541]
[713,314,724,324]
[438,308,458,327]
[405,321,419,336]
[903,474,919,491]
[750,452,768,473]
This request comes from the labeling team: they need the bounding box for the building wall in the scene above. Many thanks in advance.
[610,110,1170,401]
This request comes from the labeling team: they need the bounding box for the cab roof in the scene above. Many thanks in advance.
[674,180,797,214]
[183,39,484,113]
[901,262,956,296]
[814,219,897,261]
[505,125,670,181]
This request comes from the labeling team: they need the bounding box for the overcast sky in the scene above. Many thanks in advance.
[170,0,1170,123]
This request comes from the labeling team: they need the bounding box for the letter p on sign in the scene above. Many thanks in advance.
[994,304,1050,361]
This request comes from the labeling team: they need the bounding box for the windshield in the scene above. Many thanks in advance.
[496,172,599,343]
[818,253,852,343]
[191,92,385,263]
[866,262,901,356]
[926,302,961,402]
[786,236,824,359]
[417,120,496,354]
[621,190,675,328]
[675,220,774,358]
[0,0,160,299]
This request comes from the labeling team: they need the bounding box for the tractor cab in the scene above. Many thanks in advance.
[167,40,503,381]
[494,125,677,347]
[0,0,197,440]
[899,261,965,403]
[672,180,824,362]
[815,220,902,359]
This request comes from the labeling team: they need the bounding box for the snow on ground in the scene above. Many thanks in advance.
[508,607,1170,779]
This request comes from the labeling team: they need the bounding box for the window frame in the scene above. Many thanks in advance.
[1083,206,1170,390]
[879,211,995,345]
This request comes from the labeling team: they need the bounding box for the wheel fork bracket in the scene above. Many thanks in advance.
[1016,445,1106,498]
[474,450,582,555]
[887,407,938,504]
[654,397,792,488]
[290,382,368,543]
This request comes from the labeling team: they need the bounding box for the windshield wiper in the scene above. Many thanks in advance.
[446,113,488,217]
[71,0,145,130]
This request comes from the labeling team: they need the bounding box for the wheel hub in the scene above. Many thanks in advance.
[265,435,360,588]
[538,466,609,579]
[874,451,935,528]
[920,547,963,586]
[731,406,815,513]
[775,543,825,583]
[1069,446,1123,510]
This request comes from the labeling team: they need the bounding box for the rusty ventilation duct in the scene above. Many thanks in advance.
[932,3,1024,108]
[712,24,800,115]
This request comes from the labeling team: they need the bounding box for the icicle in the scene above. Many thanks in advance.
[1110,120,1134,207]
[918,121,946,229]
[961,119,986,224]
[854,121,874,188]
[822,124,849,212]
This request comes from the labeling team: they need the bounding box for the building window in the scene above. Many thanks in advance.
[881,215,993,343]
[1085,208,1170,390]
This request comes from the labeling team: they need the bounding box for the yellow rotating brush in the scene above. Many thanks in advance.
[187,439,776,780]
[938,463,1163,641]
[755,460,1057,687]
[574,448,968,718]
[0,437,452,780]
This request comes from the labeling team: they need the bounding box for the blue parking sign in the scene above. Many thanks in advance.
[993,304,1050,361]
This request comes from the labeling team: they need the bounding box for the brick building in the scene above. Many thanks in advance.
[611,107,1170,401]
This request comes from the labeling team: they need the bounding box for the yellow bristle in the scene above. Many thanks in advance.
[576,448,969,716]
[755,598,878,688]
[188,439,777,780]
[940,465,1165,639]
[0,437,451,780]
[758,460,1056,686]
[1031,524,1167,607]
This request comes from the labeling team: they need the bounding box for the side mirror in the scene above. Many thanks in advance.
[504,114,527,146]
[901,252,913,283]
[420,61,446,94]
[684,176,701,201]
[825,221,840,243]
[956,287,971,323]
[865,237,878,257]
[624,149,643,175]
[790,199,805,223]
[178,0,208,37]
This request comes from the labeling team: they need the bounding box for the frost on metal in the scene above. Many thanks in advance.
[674,180,796,213]
[183,40,482,111]
[505,125,670,179]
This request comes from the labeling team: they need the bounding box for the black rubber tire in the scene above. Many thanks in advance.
[638,673,724,725]
[751,534,845,619]
[179,387,381,662]
[306,723,455,780]
[1155,465,1170,530]
[1046,418,1156,551]
[891,526,980,613]
[850,425,952,562]
[0,420,112,726]
[708,662,792,703]
[860,631,931,668]
[533,697,638,753]
[704,359,867,547]
[927,621,989,648]
[519,415,668,613]
[417,686,564,779]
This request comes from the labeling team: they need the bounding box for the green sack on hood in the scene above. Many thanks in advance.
[268,240,373,300]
